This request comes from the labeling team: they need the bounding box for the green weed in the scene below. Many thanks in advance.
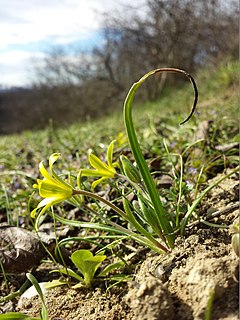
[30,66,238,254]
[0,61,238,303]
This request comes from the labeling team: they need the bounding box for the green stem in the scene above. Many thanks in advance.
[72,189,169,253]
[123,68,198,248]
[0,279,30,303]
[73,189,127,218]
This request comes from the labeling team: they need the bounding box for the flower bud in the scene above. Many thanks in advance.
[120,155,141,183]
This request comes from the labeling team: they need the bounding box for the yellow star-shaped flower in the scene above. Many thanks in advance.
[81,140,118,189]
[31,153,73,227]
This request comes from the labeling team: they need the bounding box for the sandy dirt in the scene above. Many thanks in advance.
[13,171,239,320]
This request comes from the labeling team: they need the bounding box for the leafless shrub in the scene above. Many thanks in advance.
[0,0,238,133]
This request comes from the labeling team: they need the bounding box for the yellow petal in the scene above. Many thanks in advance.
[107,140,116,168]
[39,161,60,185]
[49,153,72,189]
[34,195,68,230]
[91,177,106,190]
[88,153,111,172]
[31,197,55,218]
[38,180,72,198]
[81,168,104,177]
[49,153,61,170]
[32,192,70,218]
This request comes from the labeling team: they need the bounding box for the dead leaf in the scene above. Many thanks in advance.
[0,225,46,273]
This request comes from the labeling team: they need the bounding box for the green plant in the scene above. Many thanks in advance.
[71,250,106,286]
[0,273,48,320]
[31,68,239,255]
[0,313,38,320]
[26,273,49,320]
[204,287,215,320]
[48,249,126,288]
[53,249,106,287]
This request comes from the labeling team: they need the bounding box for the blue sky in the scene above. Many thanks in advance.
[0,0,144,87]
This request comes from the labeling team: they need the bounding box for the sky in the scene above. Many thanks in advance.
[0,0,143,88]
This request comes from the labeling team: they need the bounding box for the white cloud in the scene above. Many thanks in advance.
[0,0,137,50]
[0,50,45,87]
[0,50,43,65]
[0,0,147,86]
[0,0,102,50]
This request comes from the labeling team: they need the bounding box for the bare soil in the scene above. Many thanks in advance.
[12,171,239,320]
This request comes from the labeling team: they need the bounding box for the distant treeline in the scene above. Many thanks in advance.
[0,80,120,134]
[0,0,238,134]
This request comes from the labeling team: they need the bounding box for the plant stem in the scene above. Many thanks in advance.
[0,279,30,303]
[123,68,198,248]
[72,189,127,218]
[71,189,169,253]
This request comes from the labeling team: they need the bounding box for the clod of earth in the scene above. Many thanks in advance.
[0,225,71,273]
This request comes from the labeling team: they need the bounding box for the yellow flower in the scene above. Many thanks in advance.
[81,140,118,189]
[31,153,73,226]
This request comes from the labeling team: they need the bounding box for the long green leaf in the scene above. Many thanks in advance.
[50,268,83,282]
[122,197,169,253]
[54,214,166,253]
[123,68,198,247]
[0,313,37,320]
[98,260,125,277]
[26,273,48,320]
